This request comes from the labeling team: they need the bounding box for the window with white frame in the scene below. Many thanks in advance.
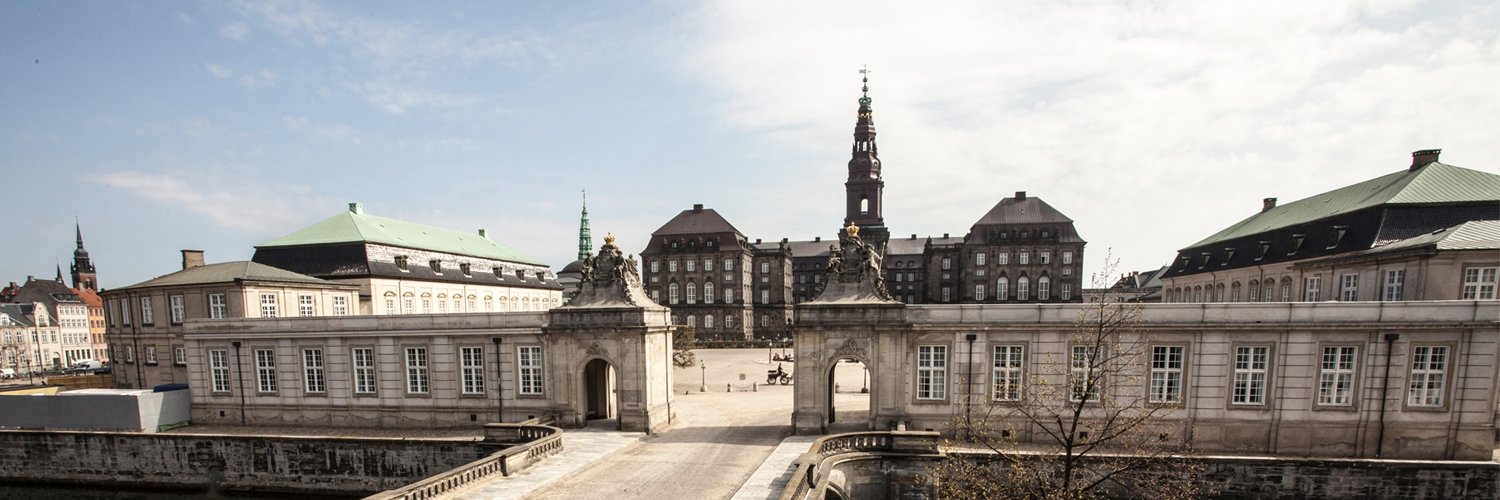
[1383,270,1404,301]
[686,282,697,304]
[941,258,951,270]
[1232,346,1269,405]
[1062,251,1073,264]
[992,345,1023,402]
[916,345,947,400]
[761,261,769,274]
[760,289,769,304]
[1461,266,1497,300]
[1149,346,1185,404]
[724,315,734,329]
[1040,251,1051,264]
[941,287,951,302]
[352,347,376,394]
[124,346,134,363]
[1060,283,1072,301]
[975,253,986,266]
[669,260,678,272]
[686,315,696,328]
[260,294,279,318]
[174,346,187,366]
[1019,251,1030,265]
[141,297,154,324]
[1318,346,1357,406]
[255,349,277,393]
[1339,275,1358,301]
[997,252,1008,265]
[144,345,158,365]
[1279,280,1291,302]
[208,293,226,319]
[169,295,184,324]
[461,346,485,395]
[1070,345,1100,402]
[651,289,660,302]
[724,258,734,271]
[686,259,695,272]
[302,348,325,393]
[760,314,769,328]
[704,259,713,272]
[703,282,715,304]
[650,260,659,273]
[209,349,230,392]
[1017,277,1030,301]
[1038,277,1050,300]
[1408,345,1449,407]
[704,315,714,329]
[405,347,429,394]
[518,346,543,395]
[1303,276,1321,302]
[299,294,315,316]
[996,277,1008,301]
[669,283,680,304]
[974,284,985,301]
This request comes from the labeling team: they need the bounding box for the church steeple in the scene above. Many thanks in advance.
[70,221,98,291]
[844,67,888,247]
[577,190,593,261]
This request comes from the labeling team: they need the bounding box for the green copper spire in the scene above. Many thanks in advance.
[577,190,593,261]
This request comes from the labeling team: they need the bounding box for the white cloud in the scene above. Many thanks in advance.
[239,70,279,88]
[205,63,233,79]
[678,0,1500,278]
[219,22,249,40]
[92,170,332,237]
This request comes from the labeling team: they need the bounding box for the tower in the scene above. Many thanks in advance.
[577,190,593,261]
[843,69,889,249]
[70,222,98,291]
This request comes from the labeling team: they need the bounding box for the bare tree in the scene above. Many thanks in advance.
[929,254,1206,499]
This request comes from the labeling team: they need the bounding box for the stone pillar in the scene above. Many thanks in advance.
[792,303,907,434]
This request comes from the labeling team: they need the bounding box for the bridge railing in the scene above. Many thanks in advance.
[778,431,941,500]
[363,422,564,500]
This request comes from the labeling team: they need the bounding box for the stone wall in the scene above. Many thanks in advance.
[0,430,486,495]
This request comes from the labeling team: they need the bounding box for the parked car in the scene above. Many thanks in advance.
[65,359,105,374]
[0,368,15,380]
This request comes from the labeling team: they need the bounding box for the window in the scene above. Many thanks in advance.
[1277,278,1289,302]
[1231,282,1242,302]
[760,289,770,304]
[124,346,134,363]
[724,259,734,271]
[260,294,279,318]
[975,253,986,266]
[405,347,429,394]
[1038,277,1050,300]
[1408,346,1449,407]
[352,348,376,394]
[686,259,695,272]
[724,272,734,283]
[1248,281,1260,302]
[916,345,947,400]
[429,259,442,273]
[1062,251,1073,265]
[169,295,184,324]
[761,262,769,274]
[941,258,951,270]
[174,346,187,366]
[519,346,543,395]
[141,297,154,325]
[997,252,1008,265]
[686,282,697,304]
[1019,251,1030,265]
[1303,276,1321,302]
[299,294,315,317]
[1461,267,1497,300]
[1070,345,1100,402]
[760,314,769,328]
[992,345,1023,402]
[650,260,659,273]
[1318,346,1357,406]
[941,287,951,302]
[1040,251,1051,264]
[461,346,485,395]
[1149,346,1185,404]
[209,349,230,392]
[724,288,734,304]
[669,260,678,272]
[724,315,734,329]
[669,283,680,304]
[1333,274,1358,301]
[651,289,660,302]
[120,298,131,325]
[255,349,277,393]
[145,346,158,365]
[460,263,471,276]
[394,256,409,271]
[996,277,1008,301]
[1060,283,1072,301]
[1017,277,1030,301]
[1383,270,1405,301]
[1232,346,1270,405]
[703,282,715,304]
[302,348,325,393]
[974,284,986,301]
[704,259,713,272]
[686,315,696,328]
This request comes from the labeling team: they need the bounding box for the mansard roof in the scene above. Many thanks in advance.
[650,205,743,237]
[1298,220,1500,266]
[971,194,1076,227]
[112,261,342,291]
[257,204,544,266]
[1187,162,1500,249]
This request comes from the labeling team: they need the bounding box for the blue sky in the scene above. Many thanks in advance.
[3,0,1497,289]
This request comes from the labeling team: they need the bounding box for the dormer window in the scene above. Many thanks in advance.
[1199,252,1212,268]
[1327,226,1348,249]
[1221,248,1235,265]
[460,263,472,276]
[1179,257,1191,270]
[535,272,546,282]
[1255,241,1271,261]
[515,270,526,281]
[1040,230,1051,239]
[493,267,505,278]
[430,260,442,273]
[1289,234,1306,255]
[1019,230,1029,239]
[395,256,409,272]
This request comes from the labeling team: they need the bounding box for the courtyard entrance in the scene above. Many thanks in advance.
[583,358,617,425]
[826,357,871,432]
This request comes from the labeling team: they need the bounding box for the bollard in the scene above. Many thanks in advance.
[753,383,757,392]
[727,383,731,392]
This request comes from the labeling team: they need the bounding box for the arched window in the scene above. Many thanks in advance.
[669,283,680,304]
[1247,281,1259,302]
[686,282,697,304]
[1265,279,1276,302]
[484,296,493,311]
[1017,277,1030,301]
[860,195,869,214]
[1231,282,1242,302]
[468,294,477,311]
[703,282,715,304]
[724,287,734,304]
[1038,276,1050,300]
[996,277,1009,300]
[1193,286,1202,302]
[437,294,448,313]
[1215,283,1226,302]
[1280,277,1293,302]
[383,292,396,315]
[454,295,464,312]
[704,315,714,329]
[686,315,696,327]
[421,293,432,313]
[402,292,414,314]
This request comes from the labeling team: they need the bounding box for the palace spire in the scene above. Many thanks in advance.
[577,190,593,261]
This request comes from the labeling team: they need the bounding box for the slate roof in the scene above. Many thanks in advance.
[650,206,743,237]
[0,304,36,327]
[2,278,81,319]
[971,196,1076,226]
[113,261,340,290]
[1188,162,1500,249]
[1302,220,1500,264]
[889,236,965,255]
[258,205,545,266]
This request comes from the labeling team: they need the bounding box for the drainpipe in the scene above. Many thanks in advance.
[492,337,504,423]
[965,333,977,438]
[232,340,246,426]
[1376,333,1398,458]
[130,292,144,388]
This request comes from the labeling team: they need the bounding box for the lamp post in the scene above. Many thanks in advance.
[699,360,706,393]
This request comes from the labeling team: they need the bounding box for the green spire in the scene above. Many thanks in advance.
[577,190,593,260]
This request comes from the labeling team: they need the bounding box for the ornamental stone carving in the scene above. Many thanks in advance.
[562,233,658,308]
[807,223,898,304]
[586,342,609,358]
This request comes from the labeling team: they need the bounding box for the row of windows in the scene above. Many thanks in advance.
[650,258,738,274]
[659,283,746,305]
[205,345,545,397]
[914,343,1455,409]
[1169,266,1498,303]
[673,314,779,329]
[961,250,1074,268]
[381,292,553,314]
[114,293,351,326]
[116,345,189,367]
[393,256,549,282]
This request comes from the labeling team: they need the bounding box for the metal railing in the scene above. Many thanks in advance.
[363,423,564,500]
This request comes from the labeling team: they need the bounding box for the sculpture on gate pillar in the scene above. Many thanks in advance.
[807,223,897,303]
[566,233,657,308]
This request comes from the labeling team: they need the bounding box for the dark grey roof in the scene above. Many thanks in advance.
[114,261,341,290]
[0,304,36,327]
[1299,220,1500,265]
[651,207,743,237]
[888,236,964,255]
[971,195,1076,227]
[3,278,81,319]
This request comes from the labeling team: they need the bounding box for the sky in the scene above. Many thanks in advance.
[2,0,1497,290]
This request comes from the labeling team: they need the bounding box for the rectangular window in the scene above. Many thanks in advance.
[405,347,429,394]
[120,298,131,325]
[761,262,769,274]
[519,346,543,395]
[997,252,1008,265]
[209,349,230,392]
[760,289,770,304]
[1062,251,1073,265]
[302,348,325,394]
[669,260,678,272]
[1303,276,1321,302]
[145,345,158,365]
[724,259,734,271]
[299,295,315,317]
[1408,345,1449,407]
[1038,280,1050,300]
[169,295,185,324]
[992,345,1023,402]
[916,345,947,400]
[941,258,951,270]
[1017,279,1029,301]
[686,259,695,272]
[1070,345,1100,402]
[724,288,734,304]
[974,284,985,301]
[1019,251,1030,265]
[1461,266,1497,300]
[208,293,226,319]
[174,346,187,366]
[975,253,986,266]
[352,348,377,394]
[333,296,349,316]
[1339,274,1358,301]
[255,349,277,393]
[1040,251,1051,264]
[1060,283,1072,301]
[1149,346,1185,404]
[461,346,485,395]
[125,346,135,363]
[141,297,154,325]
[1232,346,1269,405]
[941,287,951,302]
[1318,346,1357,406]
[650,260,659,273]
[1383,270,1405,301]
[260,294,279,318]
[705,259,713,272]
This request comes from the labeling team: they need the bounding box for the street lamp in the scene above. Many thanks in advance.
[699,360,706,393]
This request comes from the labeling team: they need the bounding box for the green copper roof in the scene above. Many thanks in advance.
[116,261,337,290]
[1187,162,1500,249]
[257,205,546,266]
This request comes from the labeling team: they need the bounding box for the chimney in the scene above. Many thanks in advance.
[477,229,488,238]
[181,250,205,270]
[693,204,704,212]
[348,202,364,215]
[1262,198,1277,212]
[943,233,950,238]
[910,234,917,239]
[755,238,762,244]
[1015,191,1027,201]
[1411,149,1441,170]
[814,236,821,242]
